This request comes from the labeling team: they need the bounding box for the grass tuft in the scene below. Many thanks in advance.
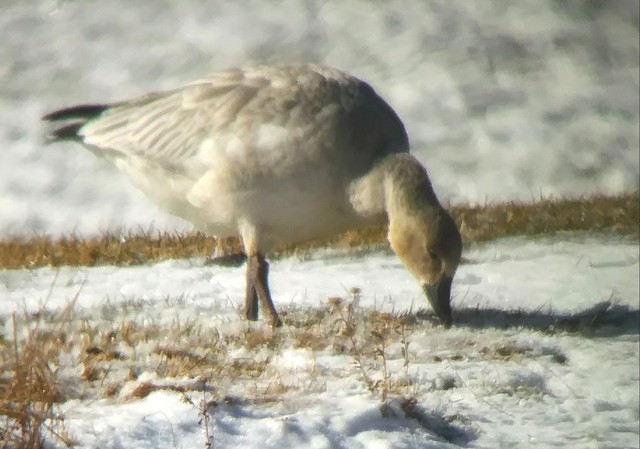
[0,315,74,448]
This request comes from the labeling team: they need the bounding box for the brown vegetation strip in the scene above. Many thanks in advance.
[0,192,637,270]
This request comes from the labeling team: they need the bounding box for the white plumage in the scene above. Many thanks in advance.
[44,63,461,327]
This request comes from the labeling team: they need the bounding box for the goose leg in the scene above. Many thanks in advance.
[244,253,282,327]
[244,257,259,321]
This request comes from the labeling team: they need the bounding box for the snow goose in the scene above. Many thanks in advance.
[43,63,462,327]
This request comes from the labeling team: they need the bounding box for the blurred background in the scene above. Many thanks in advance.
[1,0,638,237]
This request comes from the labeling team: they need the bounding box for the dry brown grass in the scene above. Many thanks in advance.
[0,192,637,270]
[0,315,74,448]
[1,288,627,445]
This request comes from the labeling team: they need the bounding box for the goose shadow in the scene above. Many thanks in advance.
[418,301,639,337]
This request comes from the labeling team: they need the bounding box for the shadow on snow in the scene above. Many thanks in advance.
[424,301,640,336]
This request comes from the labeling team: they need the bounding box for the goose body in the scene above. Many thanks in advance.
[44,63,462,327]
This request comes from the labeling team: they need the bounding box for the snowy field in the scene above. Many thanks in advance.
[1,1,639,448]
[2,235,639,448]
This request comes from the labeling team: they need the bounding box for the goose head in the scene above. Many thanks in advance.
[379,155,462,326]
[388,207,461,327]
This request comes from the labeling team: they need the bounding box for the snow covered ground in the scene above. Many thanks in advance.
[2,235,639,448]
[0,1,638,448]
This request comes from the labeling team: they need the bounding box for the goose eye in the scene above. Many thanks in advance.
[428,249,438,260]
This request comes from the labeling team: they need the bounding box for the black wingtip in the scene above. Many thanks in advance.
[44,121,85,143]
[42,103,110,122]
[42,103,112,144]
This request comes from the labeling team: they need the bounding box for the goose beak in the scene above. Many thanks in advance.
[423,276,453,327]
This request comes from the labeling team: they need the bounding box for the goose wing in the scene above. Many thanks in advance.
[75,69,269,168]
